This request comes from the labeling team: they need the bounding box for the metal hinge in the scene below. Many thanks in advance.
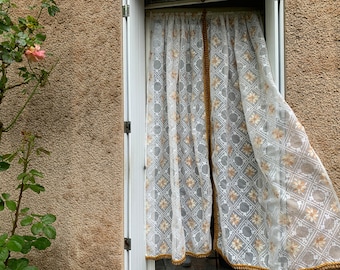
[124,121,131,134]
[122,5,130,18]
[124,238,131,250]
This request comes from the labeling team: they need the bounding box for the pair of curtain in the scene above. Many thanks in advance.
[145,11,340,270]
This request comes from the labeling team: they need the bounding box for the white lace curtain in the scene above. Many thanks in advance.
[145,11,340,270]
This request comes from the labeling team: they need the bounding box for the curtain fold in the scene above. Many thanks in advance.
[145,11,340,270]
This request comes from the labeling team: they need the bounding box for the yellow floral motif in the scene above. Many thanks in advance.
[202,220,210,233]
[330,201,339,213]
[212,76,222,89]
[170,91,178,101]
[190,49,196,58]
[185,156,193,167]
[184,135,191,145]
[171,70,177,79]
[251,212,263,226]
[241,33,248,42]
[212,98,220,109]
[229,189,238,203]
[160,241,169,253]
[212,35,221,47]
[203,198,209,210]
[305,207,319,223]
[245,165,256,178]
[186,198,196,210]
[145,222,151,234]
[313,235,326,250]
[228,145,233,156]
[292,179,307,195]
[171,49,179,58]
[239,122,247,133]
[146,156,152,167]
[232,237,243,251]
[228,166,236,178]
[254,136,264,148]
[272,128,284,140]
[158,177,168,189]
[187,218,196,230]
[260,161,270,174]
[202,242,210,253]
[279,214,292,226]
[246,92,259,104]
[186,177,195,189]
[145,201,150,212]
[230,213,241,227]
[160,220,170,233]
[244,71,256,83]
[248,189,258,202]
[268,104,275,114]
[241,143,253,156]
[159,198,169,210]
[249,113,261,125]
[146,134,153,146]
[243,51,253,62]
[286,240,300,257]
[254,238,264,252]
[282,153,295,167]
[211,55,222,67]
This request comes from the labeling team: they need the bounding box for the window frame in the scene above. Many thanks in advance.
[123,1,285,270]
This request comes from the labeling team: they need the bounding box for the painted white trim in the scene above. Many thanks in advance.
[124,0,147,270]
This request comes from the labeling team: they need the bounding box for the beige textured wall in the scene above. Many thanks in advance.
[285,0,340,197]
[1,0,124,269]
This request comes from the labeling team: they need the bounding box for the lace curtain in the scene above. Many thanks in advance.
[145,11,340,270]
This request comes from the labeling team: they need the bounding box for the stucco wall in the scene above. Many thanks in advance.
[0,0,339,269]
[0,0,124,269]
[285,0,340,197]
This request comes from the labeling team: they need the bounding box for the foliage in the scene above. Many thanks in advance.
[0,1,59,269]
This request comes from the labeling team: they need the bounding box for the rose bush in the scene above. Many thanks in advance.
[0,1,59,269]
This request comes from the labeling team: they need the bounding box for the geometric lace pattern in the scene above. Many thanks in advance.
[145,11,340,270]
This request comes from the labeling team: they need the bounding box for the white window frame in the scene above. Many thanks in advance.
[123,1,285,270]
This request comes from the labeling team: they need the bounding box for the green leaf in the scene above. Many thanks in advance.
[20,241,32,255]
[6,240,22,252]
[41,214,56,225]
[48,5,60,16]
[43,225,56,239]
[0,234,7,246]
[0,199,4,211]
[29,169,43,178]
[7,258,29,270]
[6,200,16,211]
[31,222,43,235]
[31,237,50,250]
[0,162,10,171]
[17,173,28,180]
[29,184,45,194]
[1,194,9,200]
[36,147,50,156]
[35,33,46,43]
[20,207,30,214]
[20,216,34,226]
[22,236,36,242]
[0,262,5,270]
[0,247,9,261]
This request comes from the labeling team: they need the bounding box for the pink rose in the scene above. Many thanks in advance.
[25,45,46,62]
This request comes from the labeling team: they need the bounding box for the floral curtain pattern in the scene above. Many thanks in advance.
[145,11,340,270]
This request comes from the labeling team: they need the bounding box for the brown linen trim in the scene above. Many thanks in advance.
[201,10,212,157]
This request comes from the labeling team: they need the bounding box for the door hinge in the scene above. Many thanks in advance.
[124,121,131,134]
[124,238,131,250]
[122,5,130,18]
